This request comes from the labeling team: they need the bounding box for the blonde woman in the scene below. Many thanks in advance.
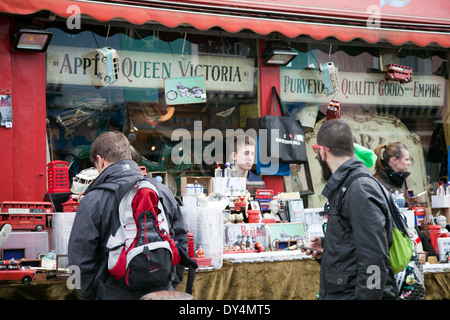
[373,142,411,194]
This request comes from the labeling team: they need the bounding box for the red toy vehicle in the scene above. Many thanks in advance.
[255,190,274,199]
[384,64,412,83]
[0,260,36,284]
[326,100,341,120]
[0,201,53,232]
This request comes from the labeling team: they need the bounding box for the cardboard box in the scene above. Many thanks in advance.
[1,231,49,260]
[432,195,450,208]
[148,171,168,186]
[180,176,213,196]
[431,208,450,224]
[49,212,76,258]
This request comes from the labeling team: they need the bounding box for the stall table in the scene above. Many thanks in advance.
[0,260,449,300]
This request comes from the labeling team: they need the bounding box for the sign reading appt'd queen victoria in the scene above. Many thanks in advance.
[46,46,254,93]
[305,113,428,209]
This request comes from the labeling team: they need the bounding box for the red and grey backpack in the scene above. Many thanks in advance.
[106,178,181,289]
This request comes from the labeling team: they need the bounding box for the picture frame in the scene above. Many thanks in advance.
[266,222,306,251]
[249,200,261,211]
[285,198,306,223]
[283,163,314,196]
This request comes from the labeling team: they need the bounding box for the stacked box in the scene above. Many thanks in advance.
[49,212,76,262]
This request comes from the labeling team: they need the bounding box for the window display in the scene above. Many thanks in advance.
[46,27,259,195]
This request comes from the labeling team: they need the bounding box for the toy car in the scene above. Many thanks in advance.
[326,100,341,120]
[0,260,36,284]
[384,64,412,83]
[96,46,120,86]
[319,62,339,95]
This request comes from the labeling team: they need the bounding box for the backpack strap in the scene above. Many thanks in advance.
[335,171,409,237]
[334,171,373,234]
[145,176,198,294]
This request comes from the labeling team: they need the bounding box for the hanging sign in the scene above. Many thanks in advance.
[0,93,12,128]
[164,76,207,105]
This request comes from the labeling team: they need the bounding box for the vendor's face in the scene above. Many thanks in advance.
[391,149,411,172]
[234,144,256,171]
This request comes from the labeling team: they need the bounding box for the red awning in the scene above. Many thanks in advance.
[1,0,449,48]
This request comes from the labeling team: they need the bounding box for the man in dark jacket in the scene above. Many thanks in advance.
[68,131,188,300]
[303,119,397,300]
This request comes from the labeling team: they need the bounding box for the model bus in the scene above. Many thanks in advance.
[319,62,339,95]
[255,190,274,199]
[0,202,53,232]
[384,64,412,83]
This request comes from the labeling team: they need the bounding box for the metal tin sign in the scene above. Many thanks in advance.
[164,76,207,105]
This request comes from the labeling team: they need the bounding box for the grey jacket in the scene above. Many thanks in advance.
[68,159,188,300]
[319,157,397,300]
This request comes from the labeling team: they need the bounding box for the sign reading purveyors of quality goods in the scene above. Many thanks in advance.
[281,69,445,106]
[46,46,255,92]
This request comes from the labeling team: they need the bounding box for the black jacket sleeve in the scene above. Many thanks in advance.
[68,190,110,299]
[344,177,392,299]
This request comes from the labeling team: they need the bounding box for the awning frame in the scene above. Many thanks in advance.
[1,0,449,48]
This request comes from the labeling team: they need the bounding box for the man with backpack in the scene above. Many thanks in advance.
[303,119,398,299]
[68,131,192,300]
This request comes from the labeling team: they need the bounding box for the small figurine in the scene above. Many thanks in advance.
[436,215,448,235]
[235,212,244,223]
[223,244,230,252]
[241,241,247,251]
[196,246,205,258]
[263,200,281,221]
[255,242,264,252]
[231,245,241,252]
[227,213,236,224]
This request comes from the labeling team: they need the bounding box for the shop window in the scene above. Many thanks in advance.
[281,43,449,208]
[45,27,259,195]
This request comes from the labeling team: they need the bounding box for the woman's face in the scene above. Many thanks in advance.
[390,148,411,172]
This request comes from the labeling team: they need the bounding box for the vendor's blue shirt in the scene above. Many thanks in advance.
[248,171,263,182]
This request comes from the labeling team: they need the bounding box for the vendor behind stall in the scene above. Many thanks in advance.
[227,132,263,182]
[373,142,412,194]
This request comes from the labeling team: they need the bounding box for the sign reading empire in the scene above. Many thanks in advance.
[281,69,445,106]
[46,46,255,92]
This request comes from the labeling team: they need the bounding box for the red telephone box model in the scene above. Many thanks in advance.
[326,100,341,120]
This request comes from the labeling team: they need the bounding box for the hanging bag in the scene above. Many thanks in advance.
[258,87,307,164]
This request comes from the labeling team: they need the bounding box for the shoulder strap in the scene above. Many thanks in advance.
[335,171,409,236]
[144,176,198,294]
[335,171,374,233]
[335,171,373,213]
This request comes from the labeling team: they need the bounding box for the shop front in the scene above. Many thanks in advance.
[0,0,450,300]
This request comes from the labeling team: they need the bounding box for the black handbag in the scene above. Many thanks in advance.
[258,87,307,164]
